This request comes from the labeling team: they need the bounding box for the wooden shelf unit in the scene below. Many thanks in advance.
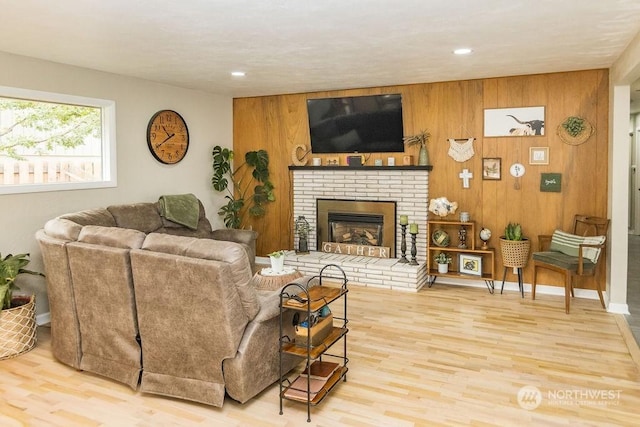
[278,265,349,422]
[427,220,495,292]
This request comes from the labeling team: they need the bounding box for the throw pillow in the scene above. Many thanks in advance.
[549,229,606,263]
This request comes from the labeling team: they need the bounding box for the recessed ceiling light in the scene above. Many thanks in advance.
[453,48,473,55]
[231,71,246,77]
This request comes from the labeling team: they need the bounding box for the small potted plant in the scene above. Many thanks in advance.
[433,252,452,274]
[403,129,431,165]
[1,253,44,360]
[267,250,286,273]
[499,223,531,268]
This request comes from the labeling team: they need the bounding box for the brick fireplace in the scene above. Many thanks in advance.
[286,166,431,291]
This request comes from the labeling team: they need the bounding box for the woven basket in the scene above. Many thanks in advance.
[0,295,37,360]
[557,120,593,146]
[499,238,531,268]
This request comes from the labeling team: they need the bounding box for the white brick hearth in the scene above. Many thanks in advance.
[289,166,430,291]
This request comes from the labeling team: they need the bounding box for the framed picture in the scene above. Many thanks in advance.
[529,147,549,165]
[483,106,545,137]
[540,173,562,192]
[459,254,482,276]
[482,157,501,180]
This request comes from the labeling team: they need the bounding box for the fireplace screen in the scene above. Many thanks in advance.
[316,199,396,257]
[329,213,383,246]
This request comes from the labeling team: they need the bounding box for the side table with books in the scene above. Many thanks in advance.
[278,264,349,423]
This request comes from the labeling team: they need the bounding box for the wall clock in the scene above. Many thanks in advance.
[146,110,189,164]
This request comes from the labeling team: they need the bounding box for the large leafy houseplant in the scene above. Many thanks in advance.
[211,145,275,229]
[0,253,44,310]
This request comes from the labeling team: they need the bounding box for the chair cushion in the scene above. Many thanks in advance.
[533,251,596,272]
[548,230,605,263]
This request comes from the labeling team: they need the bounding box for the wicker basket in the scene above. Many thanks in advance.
[0,295,37,360]
[557,120,593,146]
[499,238,531,268]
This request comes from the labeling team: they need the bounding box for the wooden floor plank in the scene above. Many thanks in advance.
[1,284,639,426]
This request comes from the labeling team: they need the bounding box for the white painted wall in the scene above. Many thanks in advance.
[608,29,640,314]
[0,52,233,316]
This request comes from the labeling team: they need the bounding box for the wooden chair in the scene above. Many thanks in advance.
[532,215,610,313]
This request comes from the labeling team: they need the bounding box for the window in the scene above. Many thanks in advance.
[0,86,116,194]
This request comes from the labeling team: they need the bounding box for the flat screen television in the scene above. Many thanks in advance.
[307,93,404,153]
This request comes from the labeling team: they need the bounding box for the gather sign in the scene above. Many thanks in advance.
[321,241,390,258]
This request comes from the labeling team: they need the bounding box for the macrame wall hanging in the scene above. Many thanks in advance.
[448,138,475,162]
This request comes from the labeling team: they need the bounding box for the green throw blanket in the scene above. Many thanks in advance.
[158,194,200,230]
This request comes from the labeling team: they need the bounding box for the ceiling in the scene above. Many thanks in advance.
[1,0,640,100]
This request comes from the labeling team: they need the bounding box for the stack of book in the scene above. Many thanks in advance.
[283,361,340,401]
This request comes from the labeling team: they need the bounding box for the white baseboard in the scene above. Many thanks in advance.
[36,311,50,326]
[607,303,631,315]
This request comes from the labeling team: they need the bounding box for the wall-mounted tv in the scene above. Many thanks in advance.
[307,93,404,153]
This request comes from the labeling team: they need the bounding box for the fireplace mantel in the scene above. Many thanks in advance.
[289,165,433,171]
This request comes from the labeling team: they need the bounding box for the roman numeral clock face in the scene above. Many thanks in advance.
[146,110,189,164]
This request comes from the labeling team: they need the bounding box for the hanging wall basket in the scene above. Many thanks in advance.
[557,116,594,146]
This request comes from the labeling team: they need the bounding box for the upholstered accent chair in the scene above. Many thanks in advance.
[531,215,609,313]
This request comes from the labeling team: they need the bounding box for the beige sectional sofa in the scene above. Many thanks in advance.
[35,198,300,407]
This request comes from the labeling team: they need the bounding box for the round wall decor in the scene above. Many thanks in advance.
[557,116,593,146]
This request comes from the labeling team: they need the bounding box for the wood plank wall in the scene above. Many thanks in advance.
[233,69,609,290]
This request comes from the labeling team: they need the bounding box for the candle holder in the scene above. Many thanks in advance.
[409,231,418,265]
[398,224,409,263]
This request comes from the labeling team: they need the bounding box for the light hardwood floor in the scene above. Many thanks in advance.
[2,284,639,426]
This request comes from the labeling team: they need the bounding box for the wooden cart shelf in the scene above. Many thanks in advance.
[279,265,349,423]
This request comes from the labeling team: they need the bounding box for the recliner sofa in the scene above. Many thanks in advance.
[36,198,299,406]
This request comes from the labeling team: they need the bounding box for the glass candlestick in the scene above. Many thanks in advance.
[398,223,409,263]
[409,231,418,265]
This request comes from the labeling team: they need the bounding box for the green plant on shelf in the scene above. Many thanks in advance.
[433,252,452,265]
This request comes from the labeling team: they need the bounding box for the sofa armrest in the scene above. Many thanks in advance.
[253,290,283,323]
[211,228,258,246]
[211,229,258,269]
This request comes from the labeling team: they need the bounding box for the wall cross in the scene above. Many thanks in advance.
[459,168,473,188]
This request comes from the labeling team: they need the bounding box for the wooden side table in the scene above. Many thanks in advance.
[251,268,303,291]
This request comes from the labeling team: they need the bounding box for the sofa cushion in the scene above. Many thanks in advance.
[60,208,116,227]
[43,218,84,241]
[549,230,606,263]
[107,203,163,233]
[78,225,146,249]
[142,233,259,319]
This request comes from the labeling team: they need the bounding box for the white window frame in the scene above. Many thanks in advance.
[0,85,117,195]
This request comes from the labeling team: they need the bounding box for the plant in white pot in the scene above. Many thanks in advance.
[433,252,452,274]
[267,250,286,273]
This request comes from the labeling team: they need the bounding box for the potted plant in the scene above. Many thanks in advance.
[403,129,431,165]
[211,145,275,229]
[433,252,452,274]
[499,223,531,268]
[0,253,44,360]
[267,250,286,273]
